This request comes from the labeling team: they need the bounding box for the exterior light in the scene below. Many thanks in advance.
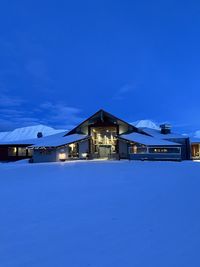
[82,153,88,158]
[59,149,67,161]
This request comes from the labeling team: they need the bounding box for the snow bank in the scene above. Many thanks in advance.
[0,161,200,267]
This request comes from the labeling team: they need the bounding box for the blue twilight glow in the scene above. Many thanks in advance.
[0,0,200,133]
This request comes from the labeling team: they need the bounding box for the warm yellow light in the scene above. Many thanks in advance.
[59,152,66,161]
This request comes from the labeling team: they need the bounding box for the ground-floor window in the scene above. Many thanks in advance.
[129,145,147,154]
[18,147,27,156]
[149,147,181,154]
[27,148,33,157]
[8,147,17,156]
[68,143,79,158]
[129,145,181,154]
[191,144,200,158]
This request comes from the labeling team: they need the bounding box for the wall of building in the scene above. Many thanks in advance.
[32,148,58,163]
[79,140,89,158]
[118,140,128,159]
[165,138,190,160]
[129,152,182,161]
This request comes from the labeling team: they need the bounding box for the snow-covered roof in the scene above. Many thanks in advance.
[140,127,186,139]
[119,132,181,146]
[190,137,200,144]
[31,132,88,148]
[0,138,37,145]
[132,120,159,130]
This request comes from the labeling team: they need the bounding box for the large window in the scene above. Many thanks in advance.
[91,127,117,154]
[129,145,147,154]
[129,145,181,154]
[68,143,79,158]
[8,147,17,156]
[191,144,200,158]
[27,149,33,157]
[18,147,27,156]
[148,147,181,154]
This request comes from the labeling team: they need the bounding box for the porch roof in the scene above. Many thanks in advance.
[30,132,89,148]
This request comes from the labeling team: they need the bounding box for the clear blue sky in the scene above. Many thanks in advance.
[0,0,200,133]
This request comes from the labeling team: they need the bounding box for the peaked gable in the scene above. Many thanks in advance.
[65,109,141,136]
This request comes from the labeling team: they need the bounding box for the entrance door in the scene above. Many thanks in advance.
[99,145,111,158]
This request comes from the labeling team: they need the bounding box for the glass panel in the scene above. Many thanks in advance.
[191,144,200,158]
[18,147,27,156]
[68,143,79,158]
[27,149,33,157]
[149,147,181,154]
[91,127,117,154]
[8,147,17,156]
[129,145,147,154]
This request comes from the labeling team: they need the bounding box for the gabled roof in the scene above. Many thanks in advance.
[140,127,186,140]
[65,109,143,135]
[190,137,200,144]
[119,132,181,146]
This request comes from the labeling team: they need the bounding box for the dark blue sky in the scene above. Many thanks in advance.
[0,0,200,133]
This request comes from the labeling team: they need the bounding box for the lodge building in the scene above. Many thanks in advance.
[0,109,198,163]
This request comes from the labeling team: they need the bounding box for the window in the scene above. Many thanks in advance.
[91,127,117,154]
[8,147,17,156]
[68,143,79,158]
[18,147,27,156]
[27,149,33,157]
[129,145,147,154]
[149,147,181,154]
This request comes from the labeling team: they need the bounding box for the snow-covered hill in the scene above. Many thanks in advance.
[0,125,66,142]
[194,130,200,139]
[132,119,160,130]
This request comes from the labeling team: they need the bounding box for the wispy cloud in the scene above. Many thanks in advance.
[37,102,84,129]
[0,93,24,107]
[113,83,137,100]
[0,92,83,131]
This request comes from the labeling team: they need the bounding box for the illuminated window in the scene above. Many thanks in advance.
[129,145,147,154]
[149,147,181,154]
[90,127,117,154]
[68,143,79,158]
[8,147,17,156]
[27,149,33,157]
[18,147,27,156]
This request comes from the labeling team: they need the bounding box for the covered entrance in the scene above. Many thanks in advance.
[90,126,117,158]
[99,145,111,158]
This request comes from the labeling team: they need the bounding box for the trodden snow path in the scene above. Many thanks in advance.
[0,160,200,267]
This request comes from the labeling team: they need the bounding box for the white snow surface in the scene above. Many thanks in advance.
[0,160,200,267]
[141,127,185,139]
[132,119,160,130]
[31,132,88,147]
[0,124,66,142]
[120,132,180,146]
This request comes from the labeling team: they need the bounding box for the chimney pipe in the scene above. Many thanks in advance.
[160,124,171,134]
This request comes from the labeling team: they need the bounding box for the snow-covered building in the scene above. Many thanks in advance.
[30,109,190,163]
[0,109,192,162]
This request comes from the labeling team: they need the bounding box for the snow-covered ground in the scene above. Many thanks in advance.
[0,160,200,267]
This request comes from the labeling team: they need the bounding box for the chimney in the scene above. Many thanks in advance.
[37,132,43,138]
[160,124,171,134]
